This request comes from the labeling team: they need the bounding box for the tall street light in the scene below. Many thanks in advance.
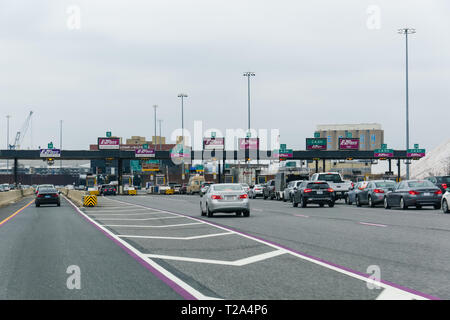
[152,105,158,147]
[243,72,255,134]
[177,93,188,181]
[59,120,63,170]
[398,27,416,180]
[6,115,11,174]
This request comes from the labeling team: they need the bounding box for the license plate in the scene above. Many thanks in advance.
[316,191,323,195]
[225,196,236,200]
[424,193,430,196]
[45,195,51,198]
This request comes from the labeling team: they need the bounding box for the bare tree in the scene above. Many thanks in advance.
[445,156,450,175]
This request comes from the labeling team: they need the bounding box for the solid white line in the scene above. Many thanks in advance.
[144,249,286,266]
[62,196,211,300]
[376,287,418,300]
[97,216,182,221]
[89,212,164,216]
[358,222,388,228]
[103,222,204,228]
[107,197,429,299]
[119,232,233,240]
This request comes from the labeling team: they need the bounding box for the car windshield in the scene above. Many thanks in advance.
[307,182,330,189]
[213,184,243,191]
[317,174,343,183]
[39,188,57,193]
[407,181,436,188]
[375,181,396,188]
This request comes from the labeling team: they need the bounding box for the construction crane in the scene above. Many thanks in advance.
[9,111,33,150]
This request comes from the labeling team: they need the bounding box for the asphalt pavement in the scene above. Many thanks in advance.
[1,192,449,300]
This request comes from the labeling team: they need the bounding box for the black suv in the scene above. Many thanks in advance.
[263,180,276,200]
[292,181,335,208]
[424,176,450,194]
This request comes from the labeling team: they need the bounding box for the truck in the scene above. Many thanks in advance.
[274,169,310,201]
[310,172,353,201]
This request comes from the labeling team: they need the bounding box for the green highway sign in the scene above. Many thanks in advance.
[211,132,216,138]
[280,144,287,150]
[314,132,320,138]
[306,138,327,150]
[414,144,419,149]
[374,148,394,158]
[48,142,53,149]
[381,144,387,149]
[346,132,352,138]
[106,131,112,138]
[143,144,149,149]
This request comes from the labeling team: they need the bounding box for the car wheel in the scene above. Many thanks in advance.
[356,196,361,207]
[200,203,206,216]
[443,200,450,213]
[243,210,250,217]
[434,203,441,210]
[328,201,335,208]
[283,196,286,202]
[292,198,298,207]
[57,202,61,207]
[384,197,390,209]
[400,197,408,210]
[236,211,242,216]
[344,196,349,205]
[368,195,375,207]
[206,205,213,217]
[35,203,40,207]
[300,196,307,208]
[263,195,268,200]
[416,205,422,209]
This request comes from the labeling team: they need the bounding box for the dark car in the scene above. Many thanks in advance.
[35,188,61,207]
[345,181,367,205]
[424,176,450,194]
[179,184,187,194]
[100,185,117,196]
[292,181,335,208]
[384,180,443,210]
[355,180,397,207]
[263,180,276,200]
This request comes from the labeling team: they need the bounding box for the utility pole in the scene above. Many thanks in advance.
[152,105,158,148]
[398,27,416,180]
[177,93,188,181]
[6,115,11,174]
[158,119,163,150]
[243,72,255,184]
[60,120,63,170]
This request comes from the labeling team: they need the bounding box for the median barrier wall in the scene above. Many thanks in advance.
[0,188,35,207]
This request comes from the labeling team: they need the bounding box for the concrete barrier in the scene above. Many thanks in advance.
[65,189,88,207]
[0,188,35,207]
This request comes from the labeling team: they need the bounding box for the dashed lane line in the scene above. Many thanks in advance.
[118,232,233,240]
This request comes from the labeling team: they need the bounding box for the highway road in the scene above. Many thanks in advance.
[1,193,449,300]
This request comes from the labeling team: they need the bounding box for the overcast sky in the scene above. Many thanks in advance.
[1,0,449,152]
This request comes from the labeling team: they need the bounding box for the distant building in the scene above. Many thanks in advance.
[315,123,384,151]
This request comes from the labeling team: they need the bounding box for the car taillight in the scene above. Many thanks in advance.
[409,190,420,195]
[211,195,223,200]
[442,184,447,190]
[304,188,312,193]
[374,189,384,193]
[37,194,43,198]
[327,188,334,193]
[53,193,59,197]
[435,190,442,195]
[113,189,116,192]
[239,194,248,199]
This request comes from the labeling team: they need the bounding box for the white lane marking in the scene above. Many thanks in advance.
[294,214,309,218]
[63,196,211,300]
[359,222,388,228]
[376,287,419,300]
[97,216,182,221]
[86,209,156,213]
[107,197,432,300]
[89,212,164,216]
[103,222,204,228]
[144,249,286,266]
[252,208,263,212]
[119,232,233,240]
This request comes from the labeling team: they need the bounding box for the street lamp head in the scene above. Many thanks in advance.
[153,104,158,109]
[243,72,255,76]
[398,28,416,34]
[177,93,188,98]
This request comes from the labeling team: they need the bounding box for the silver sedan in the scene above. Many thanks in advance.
[200,183,250,217]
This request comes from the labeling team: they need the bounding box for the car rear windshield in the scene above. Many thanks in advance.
[39,188,57,193]
[317,174,342,183]
[213,185,243,191]
[375,182,396,188]
[437,176,450,183]
[407,181,435,188]
[307,182,330,189]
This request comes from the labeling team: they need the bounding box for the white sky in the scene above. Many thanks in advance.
[1,0,449,154]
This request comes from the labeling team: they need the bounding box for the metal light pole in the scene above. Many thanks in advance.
[158,119,163,150]
[6,115,11,174]
[243,72,255,133]
[243,72,255,184]
[59,120,63,170]
[398,28,416,180]
[152,105,158,147]
[177,94,188,181]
